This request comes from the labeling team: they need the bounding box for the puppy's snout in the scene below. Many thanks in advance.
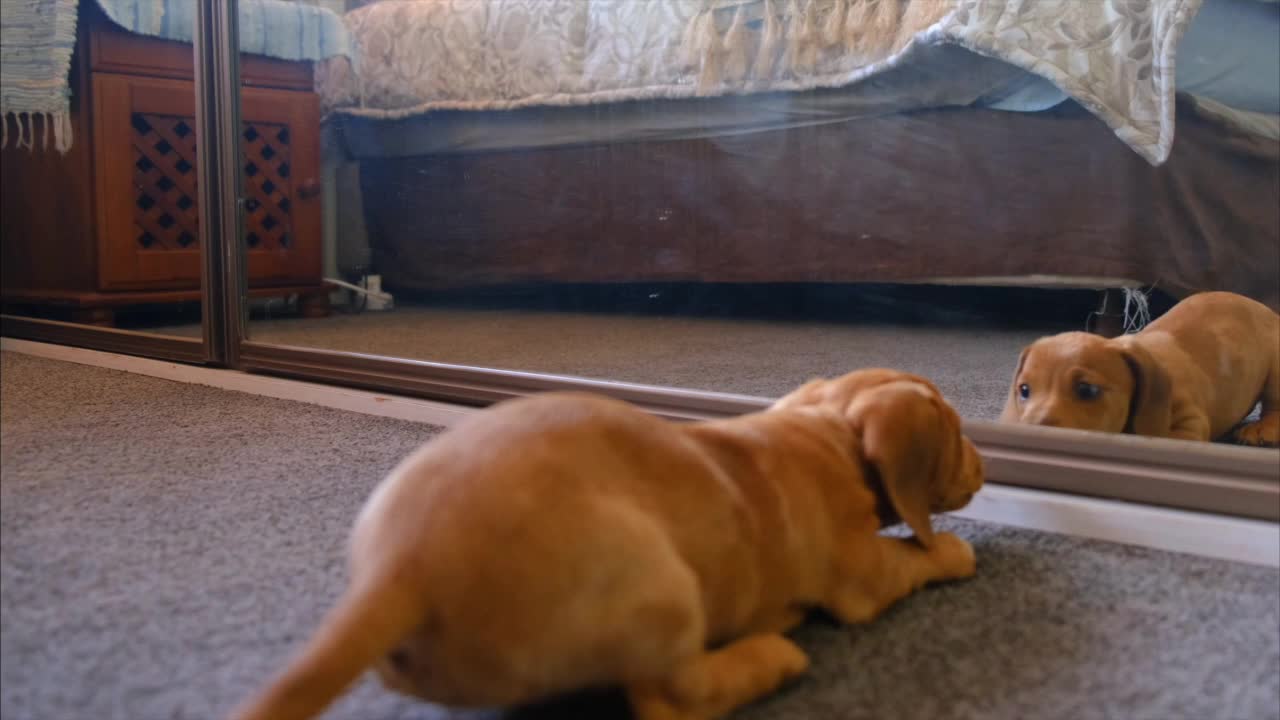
[964,438,983,473]
[1023,406,1066,427]
[939,439,984,512]
[376,647,415,694]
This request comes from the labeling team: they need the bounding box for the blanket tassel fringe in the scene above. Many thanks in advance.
[1,110,74,154]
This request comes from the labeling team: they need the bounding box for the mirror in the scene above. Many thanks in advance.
[232,0,1276,449]
[1,2,213,340]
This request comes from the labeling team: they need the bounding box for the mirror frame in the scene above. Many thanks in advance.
[235,343,1280,522]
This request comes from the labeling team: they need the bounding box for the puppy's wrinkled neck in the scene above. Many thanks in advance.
[756,408,903,529]
[686,407,855,477]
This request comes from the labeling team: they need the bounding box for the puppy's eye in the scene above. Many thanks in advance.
[1018,384,1030,400]
[1075,382,1102,401]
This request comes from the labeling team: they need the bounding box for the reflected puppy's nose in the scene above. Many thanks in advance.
[1027,410,1062,427]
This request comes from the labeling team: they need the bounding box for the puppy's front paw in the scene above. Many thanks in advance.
[755,634,811,682]
[930,532,976,580]
[1234,416,1280,448]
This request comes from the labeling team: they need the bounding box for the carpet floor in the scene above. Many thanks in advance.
[158,304,1063,420]
[2,352,1277,720]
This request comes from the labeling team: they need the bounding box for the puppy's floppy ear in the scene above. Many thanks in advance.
[849,384,941,548]
[1000,346,1030,423]
[1120,344,1173,437]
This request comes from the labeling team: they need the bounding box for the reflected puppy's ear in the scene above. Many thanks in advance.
[1119,344,1173,437]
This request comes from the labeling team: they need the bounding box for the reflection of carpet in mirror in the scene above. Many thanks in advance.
[167,304,1064,420]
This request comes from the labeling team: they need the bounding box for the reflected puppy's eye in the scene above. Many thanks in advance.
[1018,384,1030,400]
[1075,382,1102,401]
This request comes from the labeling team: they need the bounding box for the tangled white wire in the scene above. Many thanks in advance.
[1121,287,1152,334]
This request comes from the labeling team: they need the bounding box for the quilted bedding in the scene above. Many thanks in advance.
[317,0,1214,165]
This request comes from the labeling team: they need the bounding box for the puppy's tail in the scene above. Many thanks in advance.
[229,568,423,720]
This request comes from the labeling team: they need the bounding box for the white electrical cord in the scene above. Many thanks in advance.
[325,276,394,311]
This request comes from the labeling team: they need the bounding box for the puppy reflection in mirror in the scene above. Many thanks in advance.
[1002,292,1279,446]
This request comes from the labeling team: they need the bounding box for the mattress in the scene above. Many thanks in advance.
[1177,0,1280,114]
[333,0,1278,160]
[991,0,1280,115]
[337,43,1041,159]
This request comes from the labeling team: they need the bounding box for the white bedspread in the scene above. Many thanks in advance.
[318,0,1206,165]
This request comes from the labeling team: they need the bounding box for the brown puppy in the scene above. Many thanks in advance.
[1002,291,1280,445]
[231,369,983,720]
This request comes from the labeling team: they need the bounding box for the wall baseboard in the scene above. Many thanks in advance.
[4,337,1276,568]
[1,337,470,427]
[953,484,1278,567]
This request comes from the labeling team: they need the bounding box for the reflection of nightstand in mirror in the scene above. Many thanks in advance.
[0,3,329,326]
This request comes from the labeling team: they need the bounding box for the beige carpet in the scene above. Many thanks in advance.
[144,284,1099,419]
[176,306,1051,420]
[2,351,1278,720]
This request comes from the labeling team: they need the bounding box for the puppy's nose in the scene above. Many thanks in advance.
[1035,417,1062,428]
[388,648,412,673]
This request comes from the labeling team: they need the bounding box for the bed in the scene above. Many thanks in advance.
[320,0,1280,310]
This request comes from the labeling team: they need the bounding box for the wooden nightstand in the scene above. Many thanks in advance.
[1,3,330,326]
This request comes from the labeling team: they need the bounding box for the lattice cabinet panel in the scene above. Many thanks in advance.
[131,114,199,251]
[129,114,297,254]
[92,72,321,290]
[241,122,294,251]
[0,12,327,324]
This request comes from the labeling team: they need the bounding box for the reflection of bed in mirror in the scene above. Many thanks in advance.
[324,0,1280,314]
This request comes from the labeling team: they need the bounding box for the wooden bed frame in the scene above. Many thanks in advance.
[349,98,1279,313]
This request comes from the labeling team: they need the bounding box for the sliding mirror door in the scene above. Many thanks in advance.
[1,0,229,362]
[224,0,1276,513]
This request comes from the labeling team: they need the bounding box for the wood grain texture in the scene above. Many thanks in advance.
[93,73,323,290]
[359,101,1280,311]
[2,3,325,322]
[0,25,97,296]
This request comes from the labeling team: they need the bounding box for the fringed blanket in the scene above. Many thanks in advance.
[0,0,350,153]
[320,0,1205,165]
[0,0,80,153]
[94,0,350,64]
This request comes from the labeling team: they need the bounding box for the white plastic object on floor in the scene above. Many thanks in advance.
[325,275,394,311]
[364,275,393,311]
